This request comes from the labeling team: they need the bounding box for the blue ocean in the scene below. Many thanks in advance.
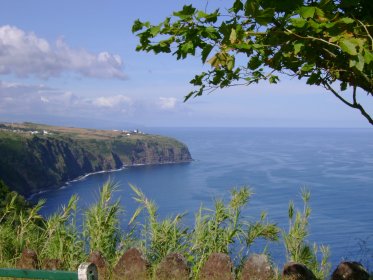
[32,128,373,268]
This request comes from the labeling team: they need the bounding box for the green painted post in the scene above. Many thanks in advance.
[0,262,98,280]
[0,268,78,279]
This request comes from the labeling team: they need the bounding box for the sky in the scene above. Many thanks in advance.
[0,0,372,128]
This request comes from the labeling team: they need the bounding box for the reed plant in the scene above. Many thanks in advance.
[84,180,121,265]
[129,184,189,273]
[0,180,332,279]
[40,195,84,270]
[128,185,279,278]
[283,189,331,279]
[0,191,44,267]
[189,187,279,277]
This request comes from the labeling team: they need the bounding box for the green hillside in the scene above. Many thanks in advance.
[0,123,192,196]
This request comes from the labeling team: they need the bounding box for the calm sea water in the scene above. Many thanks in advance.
[32,128,373,268]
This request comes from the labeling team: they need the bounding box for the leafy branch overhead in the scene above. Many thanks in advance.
[133,0,373,125]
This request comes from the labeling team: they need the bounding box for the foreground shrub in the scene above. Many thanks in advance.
[283,189,331,279]
[0,180,331,279]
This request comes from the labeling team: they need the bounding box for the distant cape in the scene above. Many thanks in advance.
[0,122,192,196]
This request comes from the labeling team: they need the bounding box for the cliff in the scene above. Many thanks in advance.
[0,123,192,196]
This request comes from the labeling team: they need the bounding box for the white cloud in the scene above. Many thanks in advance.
[0,81,77,112]
[158,97,178,110]
[92,95,132,108]
[0,25,126,79]
[40,96,49,103]
[0,81,135,117]
[0,80,197,126]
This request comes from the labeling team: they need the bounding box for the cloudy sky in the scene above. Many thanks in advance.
[0,0,371,128]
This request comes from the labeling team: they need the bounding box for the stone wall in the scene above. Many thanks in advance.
[17,248,371,280]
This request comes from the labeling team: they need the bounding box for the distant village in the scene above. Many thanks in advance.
[0,123,146,136]
[112,129,146,136]
[0,127,53,136]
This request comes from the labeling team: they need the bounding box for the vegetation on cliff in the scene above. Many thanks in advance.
[0,123,192,196]
[0,180,333,279]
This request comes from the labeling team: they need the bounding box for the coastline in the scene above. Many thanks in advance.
[27,159,192,200]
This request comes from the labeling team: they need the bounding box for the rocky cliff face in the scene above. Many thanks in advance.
[0,127,192,196]
[118,139,192,165]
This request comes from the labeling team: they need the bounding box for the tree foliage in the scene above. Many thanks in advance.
[133,0,373,125]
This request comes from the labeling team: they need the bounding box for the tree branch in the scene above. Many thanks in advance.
[284,28,340,49]
[357,19,373,50]
[323,82,355,108]
[323,82,373,125]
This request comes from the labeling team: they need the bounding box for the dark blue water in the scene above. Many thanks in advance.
[32,128,373,268]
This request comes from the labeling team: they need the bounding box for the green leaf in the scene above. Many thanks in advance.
[231,0,244,13]
[197,11,208,19]
[299,6,316,18]
[306,72,321,85]
[339,39,357,55]
[149,25,160,36]
[190,72,206,86]
[306,73,320,85]
[324,22,336,28]
[233,43,252,51]
[355,54,365,71]
[314,7,325,18]
[338,17,354,24]
[349,59,356,68]
[132,19,143,33]
[293,42,304,55]
[219,22,232,44]
[248,56,262,70]
[204,26,220,40]
[363,50,373,64]
[308,20,323,33]
[269,75,279,84]
[291,18,307,28]
[204,10,219,23]
[340,81,348,91]
[301,63,315,72]
[173,5,196,19]
[201,44,214,63]
[184,91,194,101]
[180,41,194,56]
[244,0,259,16]
[255,8,275,25]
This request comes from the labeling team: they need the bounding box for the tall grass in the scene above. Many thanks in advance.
[187,187,279,277]
[0,181,331,279]
[129,184,188,267]
[84,181,122,265]
[283,189,331,279]
[0,191,45,267]
[40,195,84,270]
